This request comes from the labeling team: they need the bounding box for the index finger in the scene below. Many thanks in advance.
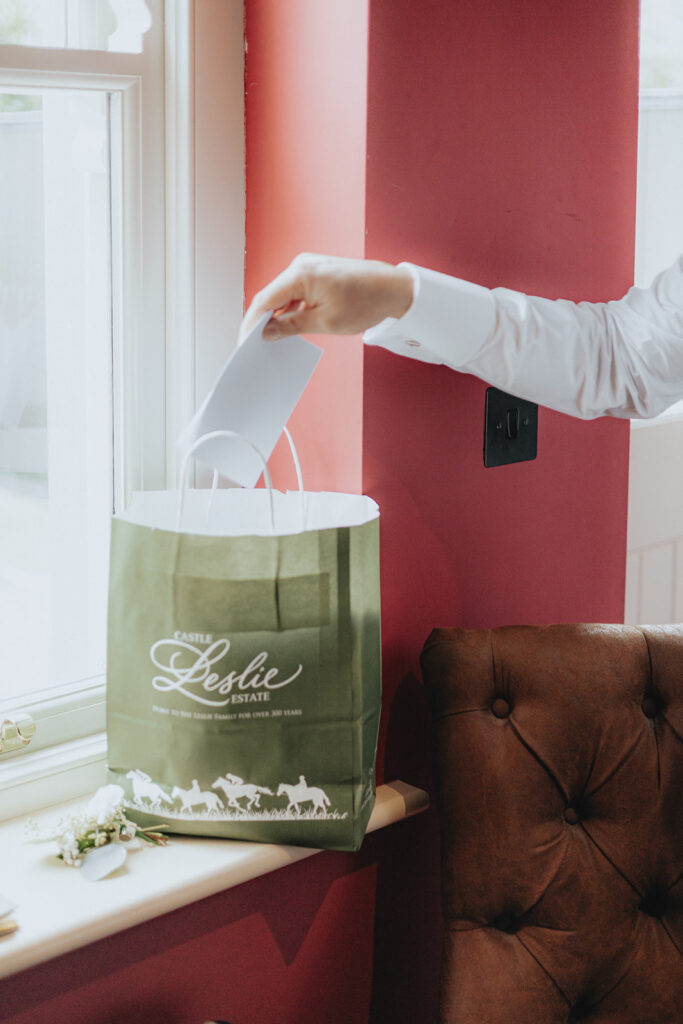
[238,267,306,343]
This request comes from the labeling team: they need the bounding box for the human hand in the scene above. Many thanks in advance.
[239,253,414,342]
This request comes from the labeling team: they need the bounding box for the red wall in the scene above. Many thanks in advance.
[1,2,639,1022]
[364,0,637,778]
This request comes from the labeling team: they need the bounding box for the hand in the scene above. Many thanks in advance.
[239,253,414,342]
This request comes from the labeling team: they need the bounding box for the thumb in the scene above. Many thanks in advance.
[239,269,307,341]
[262,299,309,340]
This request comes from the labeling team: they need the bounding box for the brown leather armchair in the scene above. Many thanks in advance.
[420,623,682,1024]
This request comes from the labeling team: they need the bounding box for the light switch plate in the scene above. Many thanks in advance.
[484,387,538,468]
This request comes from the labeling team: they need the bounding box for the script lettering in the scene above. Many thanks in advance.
[150,638,302,707]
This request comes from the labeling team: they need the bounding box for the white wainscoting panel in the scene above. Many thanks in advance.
[626,416,683,624]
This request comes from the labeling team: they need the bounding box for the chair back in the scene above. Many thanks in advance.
[421,623,683,1023]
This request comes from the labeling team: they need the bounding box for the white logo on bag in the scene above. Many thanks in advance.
[150,637,302,707]
[121,768,346,822]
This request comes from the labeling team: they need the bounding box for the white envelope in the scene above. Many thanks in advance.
[178,313,323,487]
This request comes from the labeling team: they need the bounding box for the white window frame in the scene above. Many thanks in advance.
[0,0,246,821]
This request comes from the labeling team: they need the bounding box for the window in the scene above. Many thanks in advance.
[0,0,245,819]
[634,0,683,290]
[624,0,683,625]
[0,0,152,52]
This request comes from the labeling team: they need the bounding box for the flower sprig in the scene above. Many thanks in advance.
[25,784,169,869]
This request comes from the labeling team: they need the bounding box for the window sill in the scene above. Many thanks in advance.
[0,732,107,823]
[0,780,428,980]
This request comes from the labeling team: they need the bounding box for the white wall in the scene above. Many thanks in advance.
[626,416,683,623]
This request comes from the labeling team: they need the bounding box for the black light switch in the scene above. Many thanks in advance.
[484,387,538,467]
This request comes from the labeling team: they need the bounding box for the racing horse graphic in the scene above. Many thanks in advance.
[126,769,174,809]
[276,777,331,815]
[171,780,224,814]
[212,775,273,812]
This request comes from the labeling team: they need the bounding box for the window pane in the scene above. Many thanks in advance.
[0,0,152,54]
[635,2,683,289]
[640,0,683,89]
[0,88,114,705]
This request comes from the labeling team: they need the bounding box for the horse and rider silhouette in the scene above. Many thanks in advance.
[212,774,273,811]
[126,768,332,816]
[172,778,223,813]
[276,775,331,815]
[214,772,331,815]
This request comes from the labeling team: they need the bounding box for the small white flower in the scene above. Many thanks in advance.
[23,818,55,843]
[59,835,82,866]
[24,784,166,871]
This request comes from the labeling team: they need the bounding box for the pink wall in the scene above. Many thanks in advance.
[1,2,639,1022]
[244,0,368,494]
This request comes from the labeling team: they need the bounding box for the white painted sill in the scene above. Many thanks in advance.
[0,780,429,981]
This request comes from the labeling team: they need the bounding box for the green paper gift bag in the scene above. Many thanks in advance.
[105,444,381,852]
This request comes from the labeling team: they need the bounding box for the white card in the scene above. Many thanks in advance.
[179,313,323,487]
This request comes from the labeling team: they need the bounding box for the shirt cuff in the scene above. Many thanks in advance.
[363,262,496,368]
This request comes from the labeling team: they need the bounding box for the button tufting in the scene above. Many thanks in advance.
[641,696,659,719]
[639,888,667,918]
[491,697,510,718]
[492,912,517,933]
[568,998,590,1021]
[564,806,581,825]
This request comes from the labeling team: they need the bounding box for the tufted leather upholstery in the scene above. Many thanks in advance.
[420,624,683,1024]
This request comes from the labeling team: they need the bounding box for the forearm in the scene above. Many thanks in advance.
[364,257,683,420]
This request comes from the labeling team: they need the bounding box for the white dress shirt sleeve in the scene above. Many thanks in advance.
[363,257,683,420]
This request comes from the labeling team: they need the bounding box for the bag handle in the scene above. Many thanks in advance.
[203,426,306,532]
[176,426,306,534]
